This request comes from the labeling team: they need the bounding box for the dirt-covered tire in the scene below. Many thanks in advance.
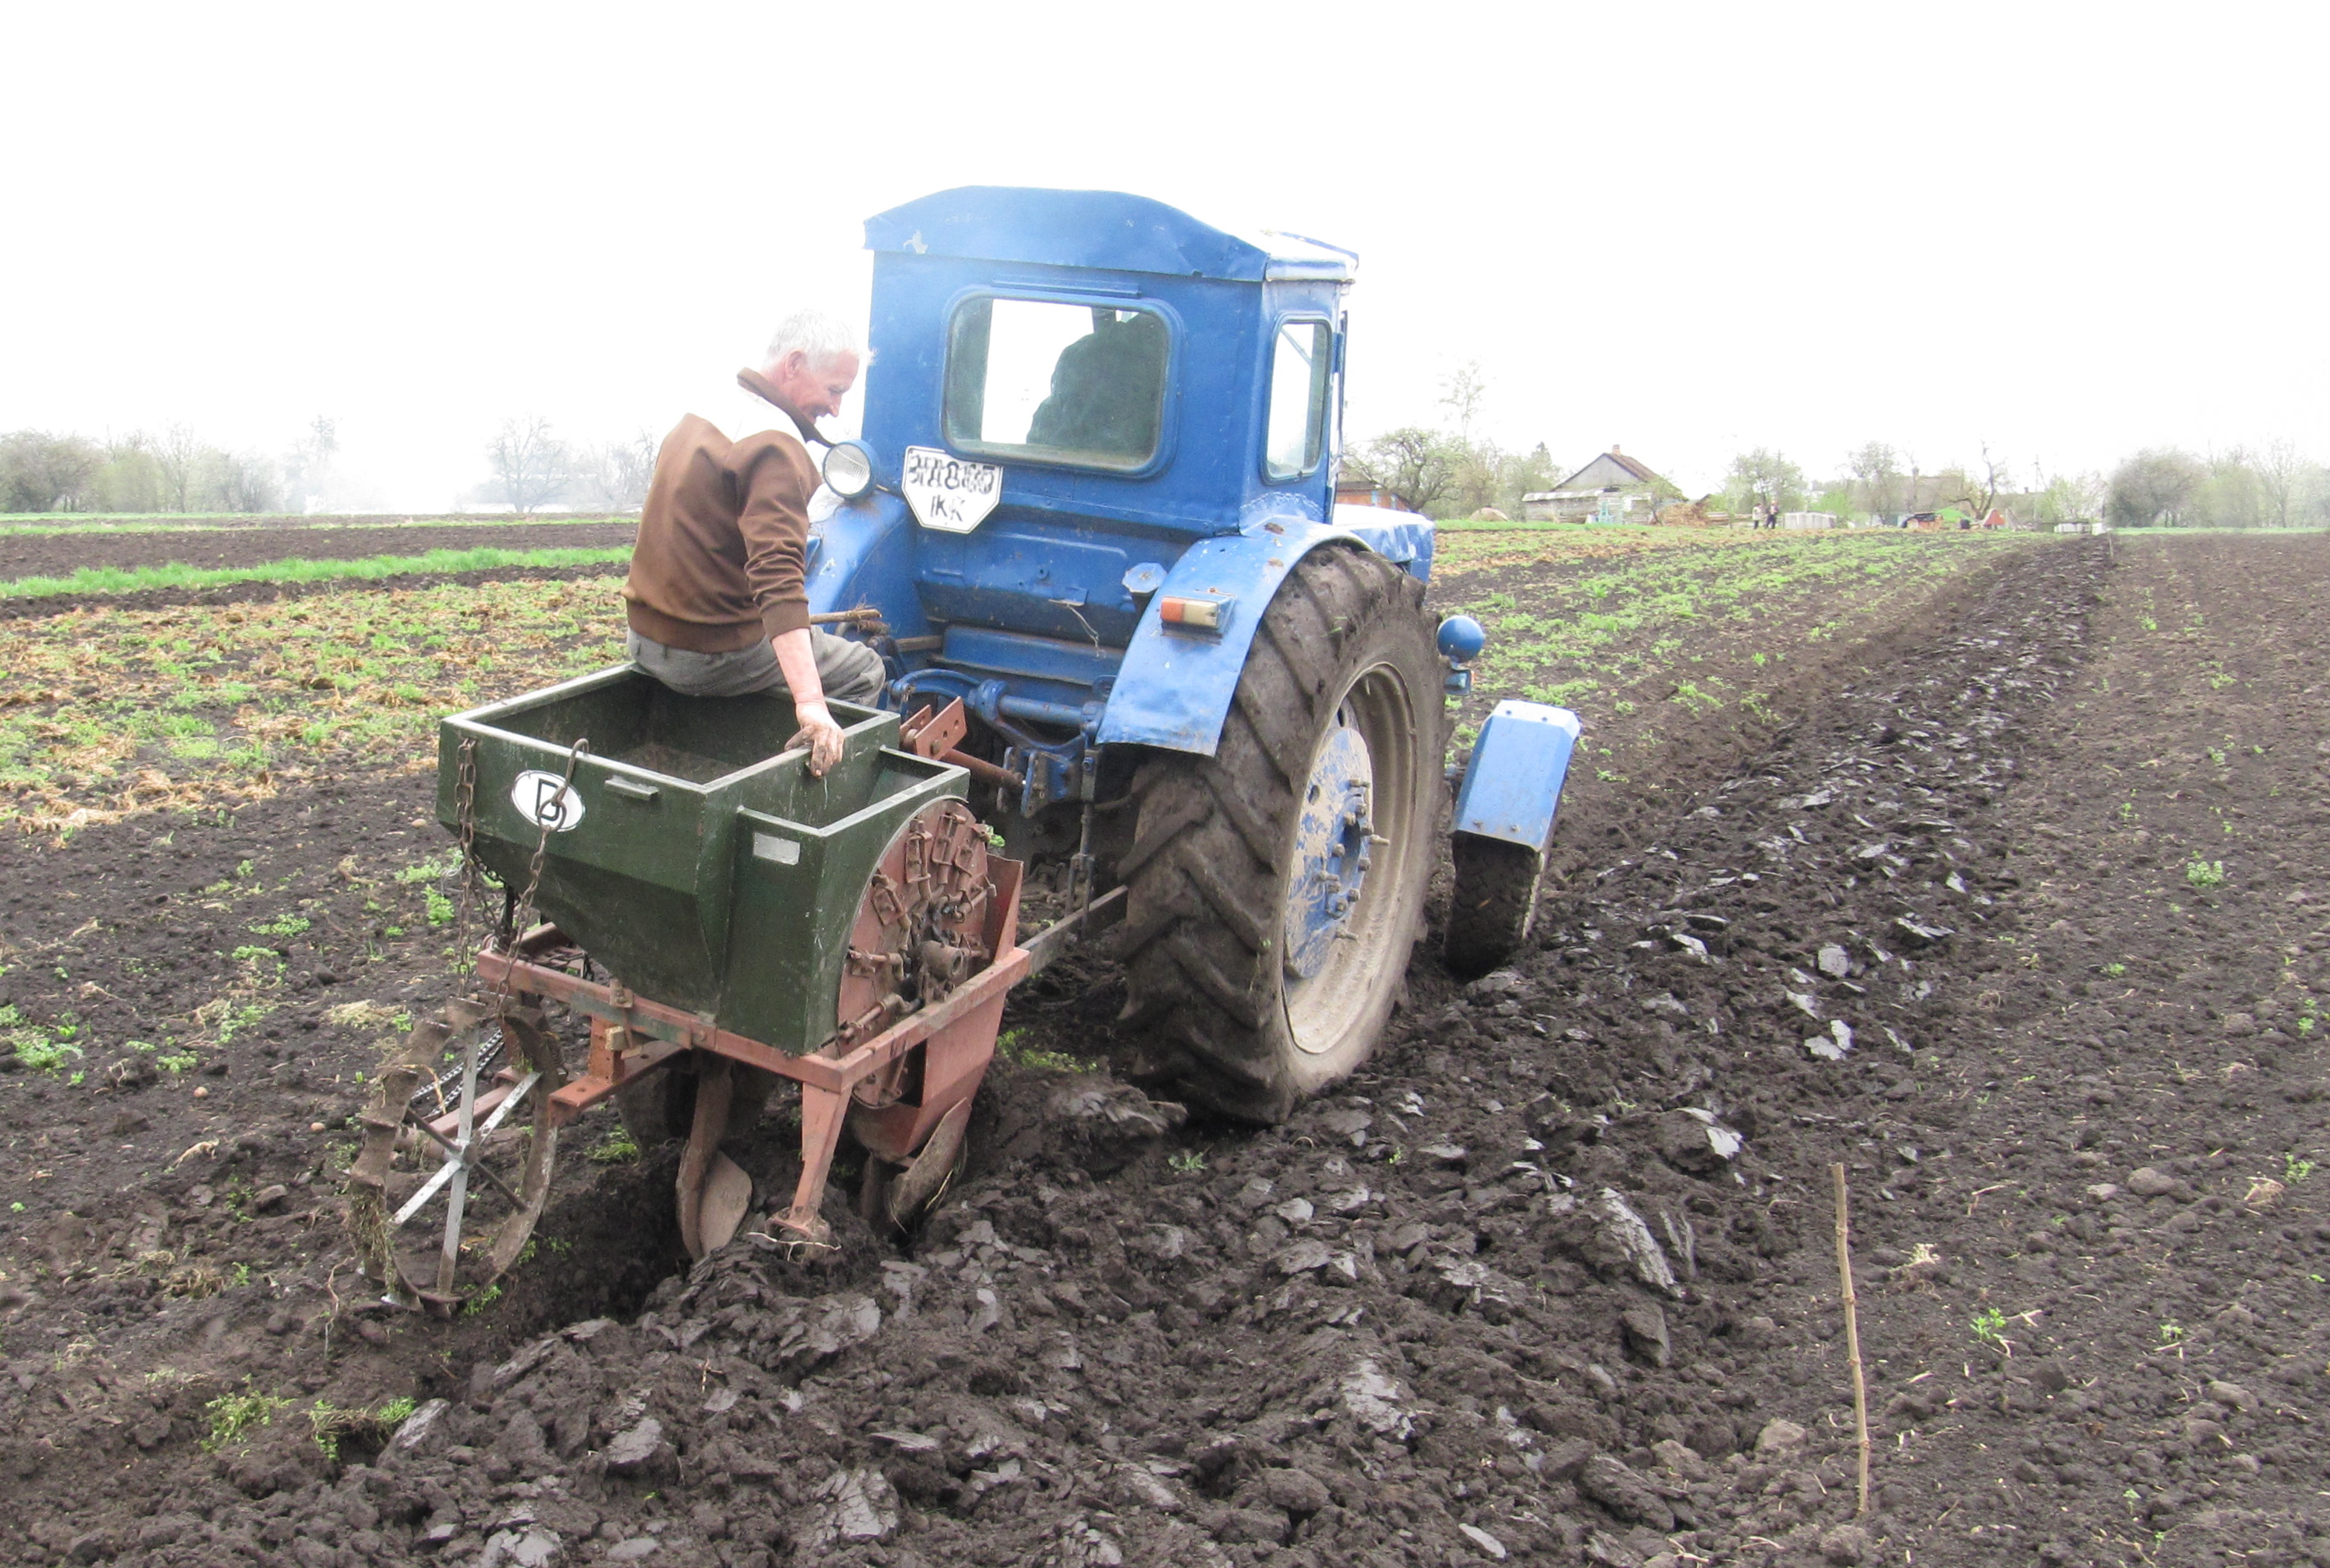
[1117,547,1442,1121]
[614,1059,778,1147]
[1444,833,1544,980]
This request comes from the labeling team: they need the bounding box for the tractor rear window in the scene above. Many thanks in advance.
[943,297,1168,471]
[1264,320,1332,481]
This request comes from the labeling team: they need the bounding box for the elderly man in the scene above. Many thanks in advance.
[622,310,887,775]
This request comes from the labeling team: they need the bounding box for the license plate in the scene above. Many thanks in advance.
[901,446,1003,534]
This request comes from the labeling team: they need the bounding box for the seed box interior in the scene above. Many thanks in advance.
[436,666,966,1054]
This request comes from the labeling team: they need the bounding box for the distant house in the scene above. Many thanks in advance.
[1521,446,1669,523]
[1335,479,1412,512]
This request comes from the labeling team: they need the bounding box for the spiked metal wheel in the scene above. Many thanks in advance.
[346,999,565,1315]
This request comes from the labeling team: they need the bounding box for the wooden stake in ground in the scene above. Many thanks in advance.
[1833,1162,1871,1517]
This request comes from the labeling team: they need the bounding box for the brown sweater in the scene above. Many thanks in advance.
[622,371,820,651]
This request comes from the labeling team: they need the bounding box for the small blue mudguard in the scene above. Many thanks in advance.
[1097,520,1386,756]
[1453,700,1581,849]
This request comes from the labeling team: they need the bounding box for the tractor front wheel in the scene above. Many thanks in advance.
[1117,548,1441,1121]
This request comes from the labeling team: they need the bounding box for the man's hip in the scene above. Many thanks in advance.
[625,629,886,705]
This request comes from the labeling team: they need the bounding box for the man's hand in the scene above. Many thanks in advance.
[788,701,845,777]
[771,628,843,776]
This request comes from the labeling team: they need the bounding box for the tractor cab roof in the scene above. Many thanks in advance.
[864,187,1355,285]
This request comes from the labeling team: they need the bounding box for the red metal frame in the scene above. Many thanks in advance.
[475,858,1026,1241]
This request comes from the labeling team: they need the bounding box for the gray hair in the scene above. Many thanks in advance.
[764,309,868,372]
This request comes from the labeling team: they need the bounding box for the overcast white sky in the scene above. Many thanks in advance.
[4,2,2325,508]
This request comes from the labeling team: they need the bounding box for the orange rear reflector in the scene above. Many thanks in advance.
[1158,595,1226,630]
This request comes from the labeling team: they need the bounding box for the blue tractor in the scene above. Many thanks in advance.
[802,187,1579,1121]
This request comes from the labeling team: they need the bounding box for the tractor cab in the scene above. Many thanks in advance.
[804,187,1431,823]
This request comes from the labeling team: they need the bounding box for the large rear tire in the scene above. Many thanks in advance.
[1117,548,1442,1121]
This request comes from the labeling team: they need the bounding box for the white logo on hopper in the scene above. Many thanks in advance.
[511,770,585,832]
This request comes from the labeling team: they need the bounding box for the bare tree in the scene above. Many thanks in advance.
[0,430,104,511]
[2256,438,2304,528]
[1724,447,1807,513]
[2030,461,2105,524]
[1345,427,1462,515]
[575,431,658,512]
[1845,441,1900,515]
[283,415,338,514]
[1973,441,2011,516]
[200,450,282,514]
[153,423,202,514]
[1437,363,1487,441]
[486,415,572,515]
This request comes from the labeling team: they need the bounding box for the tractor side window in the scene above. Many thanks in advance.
[1264,320,1332,482]
[944,297,1167,471]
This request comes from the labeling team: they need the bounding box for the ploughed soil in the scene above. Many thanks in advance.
[0,562,630,624]
[4,533,2329,1567]
[0,522,636,582]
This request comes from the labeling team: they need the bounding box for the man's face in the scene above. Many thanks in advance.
[768,349,861,424]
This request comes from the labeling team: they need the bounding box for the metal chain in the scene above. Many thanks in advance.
[509,738,590,955]
[453,737,489,971]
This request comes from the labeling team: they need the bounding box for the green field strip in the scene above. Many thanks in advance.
[0,515,635,538]
[0,545,634,600]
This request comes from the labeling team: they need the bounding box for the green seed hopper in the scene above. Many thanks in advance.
[350,667,1047,1309]
[435,665,967,1056]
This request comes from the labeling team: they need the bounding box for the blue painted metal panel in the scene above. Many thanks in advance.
[809,189,1455,765]
[1096,522,1363,755]
[1454,701,1581,849]
[864,256,1347,540]
[804,490,932,638]
[939,625,1124,713]
[914,519,1148,644]
[1333,504,1435,583]
[865,187,1354,283]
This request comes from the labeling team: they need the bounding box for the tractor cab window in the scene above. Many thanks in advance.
[944,297,1168,471]
[1263,319,1332,482]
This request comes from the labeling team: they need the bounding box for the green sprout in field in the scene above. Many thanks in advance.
[309,1396,418,1463]
[1168,1149,1206,1174]
[203,1387,294,1452]
[995,1026,1098,1074]
[588,1128,641,1164]
[1970,1306,2010,1348]
[2185,860,2227,890]
[2286,1153,2317,1185]
[395,851,462,884]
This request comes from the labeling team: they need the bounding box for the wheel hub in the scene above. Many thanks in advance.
[1283,712,1376,980]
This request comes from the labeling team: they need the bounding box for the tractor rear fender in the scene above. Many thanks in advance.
[803,491,936,638]
[1453,699,1582,850]
[1094,516,1432,757]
